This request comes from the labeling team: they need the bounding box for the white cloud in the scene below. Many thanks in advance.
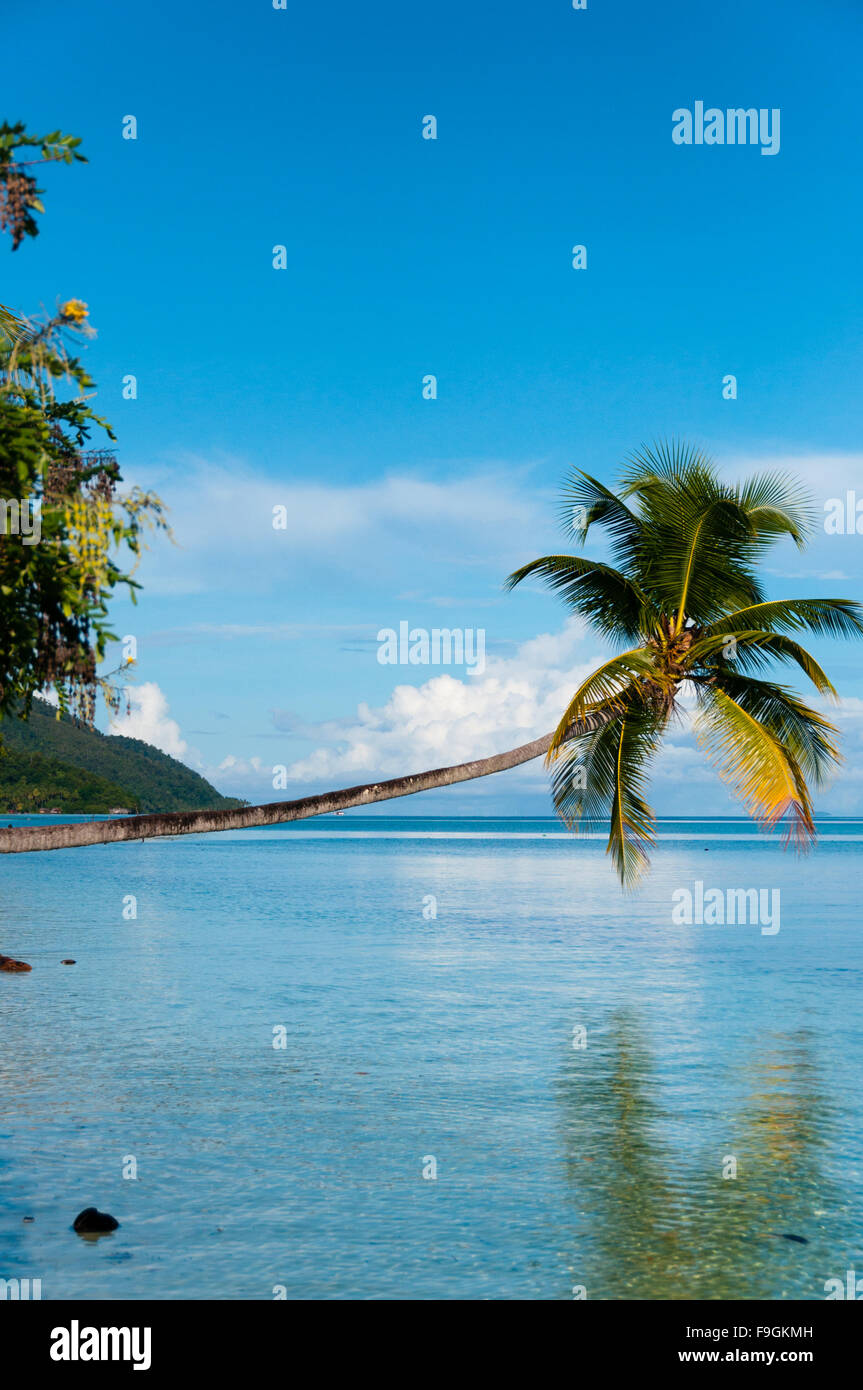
[124,458,551,596]
[723,449,863,489]
[284,620,601,783]
[107,688,270,795]
[109,682,189,759]
[213,753,267,793]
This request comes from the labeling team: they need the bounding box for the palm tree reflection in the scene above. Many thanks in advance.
[556,1012,834,1298]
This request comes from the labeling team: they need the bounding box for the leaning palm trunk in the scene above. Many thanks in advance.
[0,712,612,855]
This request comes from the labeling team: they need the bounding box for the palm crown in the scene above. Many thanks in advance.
[507,441,863,886]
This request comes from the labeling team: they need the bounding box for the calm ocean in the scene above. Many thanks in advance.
[1,815,861,1300]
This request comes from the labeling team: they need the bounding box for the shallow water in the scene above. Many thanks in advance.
[1,816,861,1299]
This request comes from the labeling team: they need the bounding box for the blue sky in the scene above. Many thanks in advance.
[5,0,863,814]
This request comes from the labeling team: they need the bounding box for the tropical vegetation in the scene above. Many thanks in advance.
[0,696,244,813]
[0,120,167,726]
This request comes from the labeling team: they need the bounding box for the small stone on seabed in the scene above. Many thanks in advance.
[73,1207,119,1234]
[0,954,31,972]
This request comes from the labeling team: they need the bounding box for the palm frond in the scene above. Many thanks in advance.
[615,442,766,623]
[549,696,666,887]
[558,469,645,572]
[703,669,839,789]
[620,438,718,493]
[672,496,758,626]
[703,598,863,641]
[690,630,836,696]
[548,650,656,755]
[547,715,624,830]
[606,703,666,887]
[693,682,818,846]
[733,472,815,549]
[505,554,655,641]
[0,302,26,343]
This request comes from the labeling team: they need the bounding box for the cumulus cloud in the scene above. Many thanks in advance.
[283,620,602,783]
[109,682,189,759]
[213,753,268,793]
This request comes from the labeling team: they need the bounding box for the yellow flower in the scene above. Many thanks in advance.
[63,495,113,595]
[60,298,89,323]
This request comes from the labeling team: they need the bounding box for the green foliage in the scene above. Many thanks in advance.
[1,121,86,341]
[509,441,863,885]
[0,308,168,721]
[0,748,135,814]
[1,123,168,724]
[549,696,666,884]
[0,121,86,251]
[1,697,245,813]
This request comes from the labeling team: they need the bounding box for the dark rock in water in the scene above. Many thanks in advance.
[73,1207,119,1234]
[61,959,76,965]
[0,954,31,972]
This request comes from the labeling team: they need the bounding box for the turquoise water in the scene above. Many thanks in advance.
[1,815,861,1300]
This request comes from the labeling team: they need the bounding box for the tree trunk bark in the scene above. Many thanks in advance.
[0,711,609,855]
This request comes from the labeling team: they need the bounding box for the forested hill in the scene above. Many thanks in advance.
[0,698,245,813]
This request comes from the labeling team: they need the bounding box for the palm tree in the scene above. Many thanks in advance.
[506,440,863,882]
[1,442,860,873]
